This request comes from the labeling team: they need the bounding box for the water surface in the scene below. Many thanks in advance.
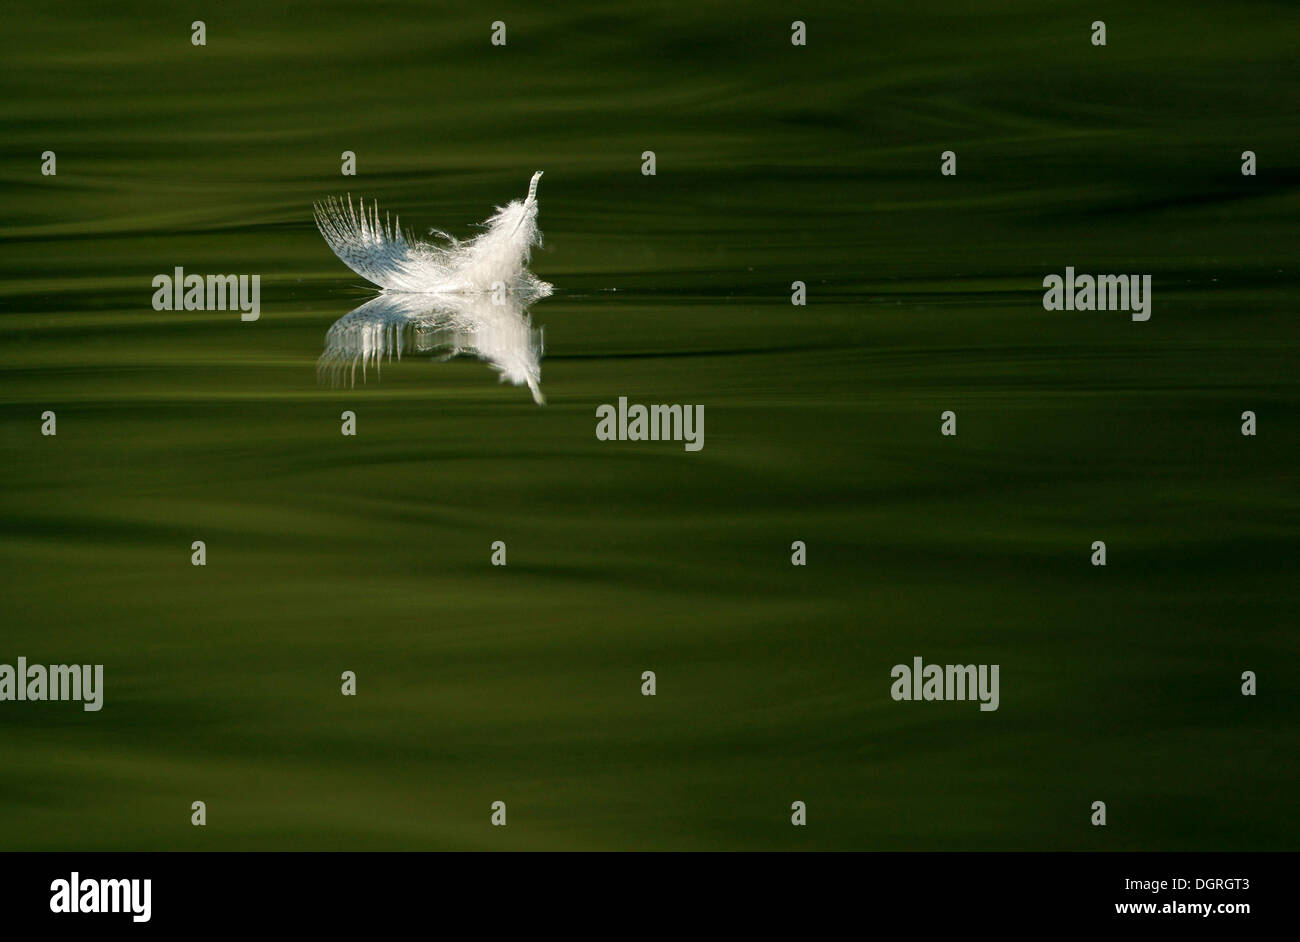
[1,0,1297,849]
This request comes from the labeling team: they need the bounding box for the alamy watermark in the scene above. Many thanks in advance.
[890,656,999,711]
[0,657,103,711]
[1043,267,1151,321]
[596,396,704,452]
[152,267,260,321]
[50,872,150,923]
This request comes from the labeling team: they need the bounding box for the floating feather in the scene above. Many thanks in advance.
[313,171,551,297]
[313,172,551,403]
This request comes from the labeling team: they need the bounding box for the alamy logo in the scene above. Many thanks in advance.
[152,267,260,321]
[596,396,704,452]
[890,656,999,711]
[0,657,103,711]
[1042,267,1151,321]
[50,872,150,923]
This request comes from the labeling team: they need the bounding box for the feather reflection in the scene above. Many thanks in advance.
[317,291,546,405]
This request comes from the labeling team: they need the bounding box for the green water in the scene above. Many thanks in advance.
[1,1,1297,850]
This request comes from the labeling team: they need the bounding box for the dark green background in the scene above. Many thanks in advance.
[1,1,1296,849]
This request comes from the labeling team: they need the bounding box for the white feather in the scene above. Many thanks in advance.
[314,171,551,296]
[314,172,552,403]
